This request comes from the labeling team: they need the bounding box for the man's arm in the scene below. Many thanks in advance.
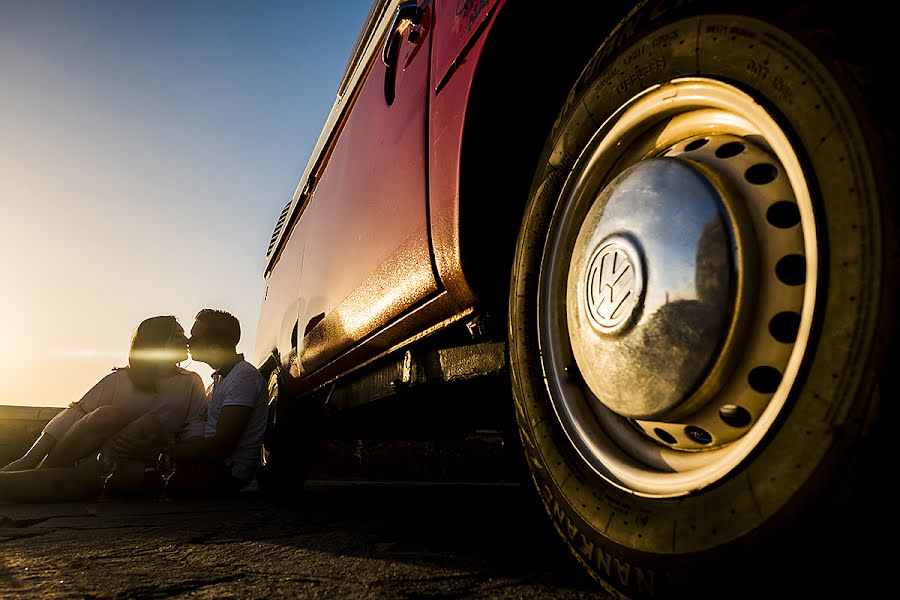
[178,373,209,441]
[172,405,252,461]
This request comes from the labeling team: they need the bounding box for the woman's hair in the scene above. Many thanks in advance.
[118,315,181,392]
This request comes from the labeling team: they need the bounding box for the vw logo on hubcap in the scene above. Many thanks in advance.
[584,236,643,334]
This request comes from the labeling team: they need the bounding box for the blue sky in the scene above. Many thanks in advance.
[0,0,371,406]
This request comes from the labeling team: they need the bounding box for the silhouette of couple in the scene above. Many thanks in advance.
[0,309,267,503]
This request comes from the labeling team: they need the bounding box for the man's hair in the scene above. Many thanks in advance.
[195,309,241,348]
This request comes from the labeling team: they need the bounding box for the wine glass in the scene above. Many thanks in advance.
[157,446,177,502]
[96,450,118,502]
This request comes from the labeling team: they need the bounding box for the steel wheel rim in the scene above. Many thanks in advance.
[537,78,818,498]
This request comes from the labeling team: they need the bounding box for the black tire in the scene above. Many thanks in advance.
[509,1,896,598]
[256,369,309,501]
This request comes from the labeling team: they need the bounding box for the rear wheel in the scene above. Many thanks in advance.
[509,1,895,597]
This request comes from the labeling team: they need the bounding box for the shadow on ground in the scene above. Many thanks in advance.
[0,482,605,599]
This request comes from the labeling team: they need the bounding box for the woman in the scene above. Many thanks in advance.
[0,315,206,502]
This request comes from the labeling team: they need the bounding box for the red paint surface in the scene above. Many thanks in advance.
[256,0,507,378]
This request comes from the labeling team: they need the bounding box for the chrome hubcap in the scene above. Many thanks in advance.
[567,158,740,420]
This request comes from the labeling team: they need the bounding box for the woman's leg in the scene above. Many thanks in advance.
[0,459,148,503]
[42,409,164,469]
[0,411,166,503]
[41,406,131,468]
[0,461,100,503]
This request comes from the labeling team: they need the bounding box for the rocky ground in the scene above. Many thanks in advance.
[0,480,607,599]
[1,405,608,599]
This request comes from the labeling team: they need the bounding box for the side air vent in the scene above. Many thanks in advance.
[266,200,293,260]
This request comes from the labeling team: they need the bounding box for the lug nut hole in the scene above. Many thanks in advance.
[745,163,778,185]
[766,201,801,228]
[654,428,677,444]
[715,141,745,158]
[719,404,752,428]
[749,366,782,394]
[685,426,713,444]
[776,254,806,286]
[685,138,709,151]
[769,311,801,343]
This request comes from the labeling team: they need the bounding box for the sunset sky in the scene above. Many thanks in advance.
[0,0,370,407]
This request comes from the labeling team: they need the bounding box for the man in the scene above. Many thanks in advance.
[0,309,267,502]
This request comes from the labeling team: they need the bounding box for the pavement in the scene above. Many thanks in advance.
[1,406,606,599]
[0,480,607,599]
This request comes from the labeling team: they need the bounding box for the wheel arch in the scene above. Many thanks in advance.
[257,350,281,386]
[456,2,635,318]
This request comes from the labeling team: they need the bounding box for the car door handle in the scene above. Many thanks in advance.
[381,0,424,68]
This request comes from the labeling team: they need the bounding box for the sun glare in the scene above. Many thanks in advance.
[56,349,127,359]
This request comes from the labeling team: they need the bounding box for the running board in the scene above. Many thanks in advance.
[322,341,508,416]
